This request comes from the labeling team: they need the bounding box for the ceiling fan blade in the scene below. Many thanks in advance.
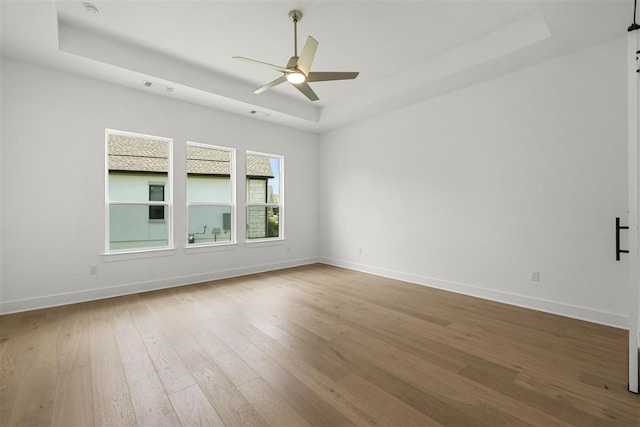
[297,36,318,75]
[293,81,319,101]
[233,56,289,73]
[307,72,360,82]
[255,75,287,94]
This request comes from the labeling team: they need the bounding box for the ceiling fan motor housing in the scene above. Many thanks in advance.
[286,56,301,71]
[288,10,303,22]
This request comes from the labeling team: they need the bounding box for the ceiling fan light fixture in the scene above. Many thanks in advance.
[286,71,306,84]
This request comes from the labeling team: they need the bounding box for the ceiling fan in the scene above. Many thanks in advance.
[233,10,359,101]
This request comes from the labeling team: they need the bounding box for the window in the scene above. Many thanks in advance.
[187,143,235,245]
[246,151,283,240]
[148,184,165,220]
[106,130,172,252]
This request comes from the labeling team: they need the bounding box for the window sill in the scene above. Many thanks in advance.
[244,238,286,248]
[184,242,238,254]
[102,247,176,262]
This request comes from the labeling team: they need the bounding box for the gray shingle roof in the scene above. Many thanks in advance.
[187,145,230,175]
[246,154,274,178]
[108,134,273,178]
[108,134,169,172]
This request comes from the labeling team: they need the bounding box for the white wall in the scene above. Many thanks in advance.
[319,36,629,328]
[0,57,319,313]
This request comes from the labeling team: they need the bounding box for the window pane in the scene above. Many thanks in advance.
[187,145,232,203]
[106,130,172,253]
[109,204,168,250]
[188,205,232,244]
[149,185,164,201]
[247,206,279,239]
[186,143,234,245]
[246,153,279,204]
[149,205,165,220]
[267,157,280,204]
[246,152,282,241]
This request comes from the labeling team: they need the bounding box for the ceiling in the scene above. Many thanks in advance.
[0,0,633,133]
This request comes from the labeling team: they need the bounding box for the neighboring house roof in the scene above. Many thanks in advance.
[108,134,273,178]
[246,154,274,178]
[108,134,169,172]
[187,145,231,175]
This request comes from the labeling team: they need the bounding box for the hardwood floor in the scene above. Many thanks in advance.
[1,263,638,426]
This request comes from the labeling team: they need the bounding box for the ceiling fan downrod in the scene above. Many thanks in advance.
[289,10,303,57]
[630,0,639,31]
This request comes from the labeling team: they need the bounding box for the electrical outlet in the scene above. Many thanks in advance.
[530,272,539,282]
[358,247,363,255]
[90,265,98,275]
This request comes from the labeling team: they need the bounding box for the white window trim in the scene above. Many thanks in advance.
[104,129,174,256]
[102,247,177,262]
[183,242,239,254]
[186,141,236,248]
[245,150,284,243]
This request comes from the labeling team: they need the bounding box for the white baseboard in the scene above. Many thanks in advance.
[3,256,628,330]
[0,257,320,315]
[319,257,628,330]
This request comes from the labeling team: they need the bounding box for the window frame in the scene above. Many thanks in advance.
[186,141,236,248]
[245,150,284,242]
[104,129,174,255]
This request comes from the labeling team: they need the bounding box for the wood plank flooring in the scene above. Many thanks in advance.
[1,263,638,426]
